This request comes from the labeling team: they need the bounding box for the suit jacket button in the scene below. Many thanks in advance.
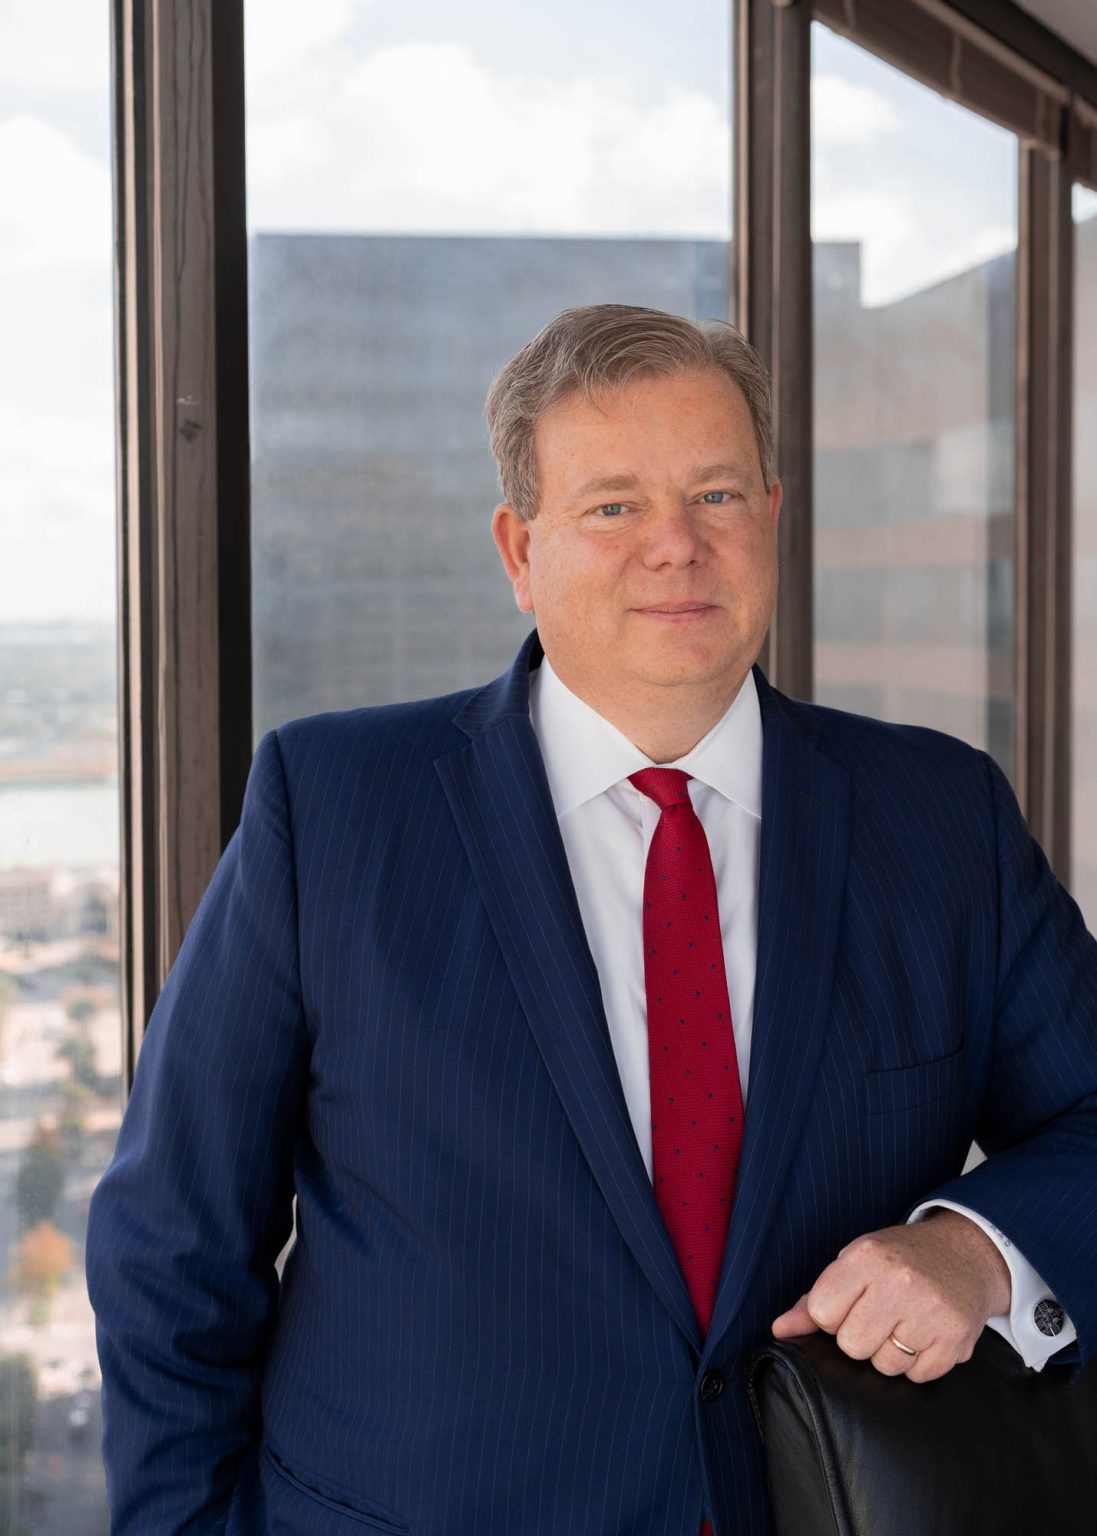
[700,1370,724,1402]
[1033,1298,1065,1336]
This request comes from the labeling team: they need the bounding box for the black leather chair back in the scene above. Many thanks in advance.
[745,1328,1097,1536]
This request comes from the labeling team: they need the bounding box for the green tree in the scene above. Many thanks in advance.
[56,1031,98,1090]
[11,1124,64,1232]
[66,994,97,1029]
[56,1078,91,1157]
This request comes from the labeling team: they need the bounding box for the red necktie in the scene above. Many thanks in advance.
[629,768,745,1536]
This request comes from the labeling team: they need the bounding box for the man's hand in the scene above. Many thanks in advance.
[770,1208,1013,1383]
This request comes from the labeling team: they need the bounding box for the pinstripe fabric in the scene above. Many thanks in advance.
[86,624,1097,1536]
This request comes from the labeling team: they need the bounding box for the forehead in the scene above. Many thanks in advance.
[533,367,756,479]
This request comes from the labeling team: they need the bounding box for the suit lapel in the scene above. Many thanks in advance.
[435,628,849,1361]
[702,668,849,1359]
[435,627,703,1349]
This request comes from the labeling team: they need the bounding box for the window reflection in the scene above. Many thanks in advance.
[0,5,117,1531]
[244,0,735,738]
[811,23,1019,782]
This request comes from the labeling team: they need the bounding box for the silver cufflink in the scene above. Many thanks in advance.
[1033,1298,1065,1337]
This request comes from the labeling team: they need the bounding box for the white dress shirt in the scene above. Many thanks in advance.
[527,651,1075,1370]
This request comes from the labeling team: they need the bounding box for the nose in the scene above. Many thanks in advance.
[639,497,707,568]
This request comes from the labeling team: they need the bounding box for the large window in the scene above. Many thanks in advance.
[1073,182,1097,928]
[810,22,1019,782]
[0,4,118,1529]
[244,0,735,739]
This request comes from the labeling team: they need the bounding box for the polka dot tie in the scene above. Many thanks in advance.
[629,768,745,1536]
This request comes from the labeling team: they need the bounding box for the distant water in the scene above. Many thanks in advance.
[0,782,119,870]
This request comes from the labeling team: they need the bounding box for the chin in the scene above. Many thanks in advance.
[635,651,728,685]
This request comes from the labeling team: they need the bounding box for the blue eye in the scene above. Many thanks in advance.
[598,503,626,517]
[702,490,737,504]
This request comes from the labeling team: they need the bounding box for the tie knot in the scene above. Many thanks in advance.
[628,766,693,812]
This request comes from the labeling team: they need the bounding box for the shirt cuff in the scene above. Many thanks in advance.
[906,1198,1077,1371]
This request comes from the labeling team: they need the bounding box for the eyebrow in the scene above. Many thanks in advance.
[571,463,752,499]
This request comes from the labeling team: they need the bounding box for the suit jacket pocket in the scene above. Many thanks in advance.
[862,1045,964,1116]
[261,1442,410,1533]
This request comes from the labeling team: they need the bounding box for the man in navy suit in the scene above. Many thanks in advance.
[87,304,1097,1535]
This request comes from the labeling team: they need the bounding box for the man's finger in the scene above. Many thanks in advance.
[893,1342,955,1385]
[833,1292,928,1362]
[866,1325,931,1376]
[771,1294,818,1337]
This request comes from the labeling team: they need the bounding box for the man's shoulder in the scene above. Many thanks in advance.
[763,689,1012,875]
[766,680,996,798]
[269,678,486,768]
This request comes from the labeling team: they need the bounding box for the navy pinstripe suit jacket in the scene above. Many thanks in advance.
[86,624,1097,1536]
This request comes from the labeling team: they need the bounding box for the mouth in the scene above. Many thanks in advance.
[634,602,717,621]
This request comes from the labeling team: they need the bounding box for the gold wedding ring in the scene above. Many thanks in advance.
[888,1333,918,1356]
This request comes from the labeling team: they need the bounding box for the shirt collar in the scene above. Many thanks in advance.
[528,650,763,820]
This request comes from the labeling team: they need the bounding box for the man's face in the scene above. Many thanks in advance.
[492,366,782,707]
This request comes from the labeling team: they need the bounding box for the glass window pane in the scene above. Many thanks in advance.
[1072,182,1097,928]
[0,5,118,1530]
[811,22,1019,783]
[244,0,734,738]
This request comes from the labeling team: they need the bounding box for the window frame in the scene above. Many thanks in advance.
[739,0,1097,878]
[114,0,1097,1078]
[111,0,252,1087]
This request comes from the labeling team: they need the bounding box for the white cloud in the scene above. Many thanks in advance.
[1074,184,1097,222]
[812,187,914,247]
[928,223,1016,285]
[0,114,111,265]
[245,0,362,107]
[811,73,899,144]
[812,187,913,303]
[247,40,731,239]
[0,3,108,94]
[0,113,114,622]
[813,184,1017,307]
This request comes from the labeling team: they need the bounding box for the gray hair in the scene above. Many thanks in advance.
[484,303,775,521]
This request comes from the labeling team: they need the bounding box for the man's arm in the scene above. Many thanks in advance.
[891,749,1097,1382]
[907,1199,1077,1370]
[86,729,311,1533]
[774,749,1097,1383]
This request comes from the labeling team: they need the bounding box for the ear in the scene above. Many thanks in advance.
[491,502,534,612]
[768,476,783,535]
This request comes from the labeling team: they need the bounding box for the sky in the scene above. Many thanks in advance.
[0,0,1091,624]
